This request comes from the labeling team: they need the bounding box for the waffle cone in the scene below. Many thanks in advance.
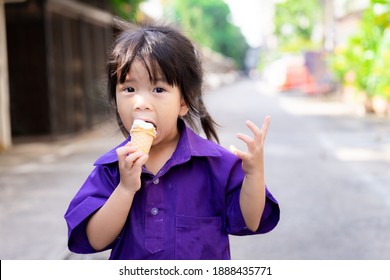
[130,120,156,154]
[130,129,156,154]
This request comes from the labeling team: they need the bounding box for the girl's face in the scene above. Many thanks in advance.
[116,59,188,148]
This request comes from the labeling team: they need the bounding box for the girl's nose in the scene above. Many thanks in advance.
[134,94,151,111]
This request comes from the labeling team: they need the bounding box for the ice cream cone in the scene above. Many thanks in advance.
[130,120,156,154]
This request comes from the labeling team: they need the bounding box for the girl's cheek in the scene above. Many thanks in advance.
[117,111,131,132]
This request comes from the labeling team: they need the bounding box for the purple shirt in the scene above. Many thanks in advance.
[64,120,280,259]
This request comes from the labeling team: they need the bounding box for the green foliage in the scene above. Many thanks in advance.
[166,0,248,69]
[330,0,390,100]
[110,0,145,20]
[274,0,321,52]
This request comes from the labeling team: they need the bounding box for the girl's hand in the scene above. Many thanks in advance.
[231,116,270,231]
[230,116,270,176]
[116,142,148,194]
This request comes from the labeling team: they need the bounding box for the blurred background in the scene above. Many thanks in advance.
[0,0,389,260]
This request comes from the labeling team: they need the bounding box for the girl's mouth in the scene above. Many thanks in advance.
[137,119,157,134]
[145,121,157,130]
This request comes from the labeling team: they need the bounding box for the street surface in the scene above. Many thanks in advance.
[0,78,389,260]
[208,79,390,259]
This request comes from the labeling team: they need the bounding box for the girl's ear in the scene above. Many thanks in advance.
[179,98,189,117]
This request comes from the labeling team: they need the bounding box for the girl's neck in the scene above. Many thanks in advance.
[145,131,181,175]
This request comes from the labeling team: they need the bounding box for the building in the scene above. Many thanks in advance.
[333,0,370,47]
[1,0,115,150]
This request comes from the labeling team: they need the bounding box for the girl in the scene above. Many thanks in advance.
[64,20,279,260]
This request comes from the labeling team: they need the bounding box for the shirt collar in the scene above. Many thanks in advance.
[94,119,221,166]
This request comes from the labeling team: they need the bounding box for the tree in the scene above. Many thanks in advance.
[274,0,321,52]
[330,0,390,102]
[110,0,146,20]
[166,0,248,69]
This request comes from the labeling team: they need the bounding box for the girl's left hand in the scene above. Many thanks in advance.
[230,116,270,176]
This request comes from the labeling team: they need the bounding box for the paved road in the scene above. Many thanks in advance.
[1,78,389,260]
[206,79,390,260]
[0,124,120,260]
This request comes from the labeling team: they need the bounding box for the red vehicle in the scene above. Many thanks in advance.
[264,53,333,95]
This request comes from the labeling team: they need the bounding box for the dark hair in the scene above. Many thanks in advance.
[107,19,219,143]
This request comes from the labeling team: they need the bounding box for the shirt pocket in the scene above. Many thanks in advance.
[175,216,222,260]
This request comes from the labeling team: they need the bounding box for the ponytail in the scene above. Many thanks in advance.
[200,114,219,144]
[183,97,219,143]
[198,99,219,143]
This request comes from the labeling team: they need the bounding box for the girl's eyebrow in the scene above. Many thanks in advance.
[119,78,135,84]
[118,77,167,85]
[119,75,137,83]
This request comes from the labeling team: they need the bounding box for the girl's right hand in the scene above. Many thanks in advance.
[116,142,148,194]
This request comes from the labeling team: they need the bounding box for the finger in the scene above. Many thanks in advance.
[245,117,270,143]
[134,154,149,167]
[260,116,271,141]
[237,132,256,150]
[122,150,145,169]
[229,144,239,155]
[116,142,136,156]
[229,144,247,160]
[245,120,262,140]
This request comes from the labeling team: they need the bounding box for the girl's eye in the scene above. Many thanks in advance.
[123,87,135,93]
[153,87,165,93]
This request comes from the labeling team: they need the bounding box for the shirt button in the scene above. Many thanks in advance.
[151,207,159,216]
[153,178,159,185]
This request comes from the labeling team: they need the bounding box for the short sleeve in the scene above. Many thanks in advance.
[64,164,120,253]
[225,160,280,236]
